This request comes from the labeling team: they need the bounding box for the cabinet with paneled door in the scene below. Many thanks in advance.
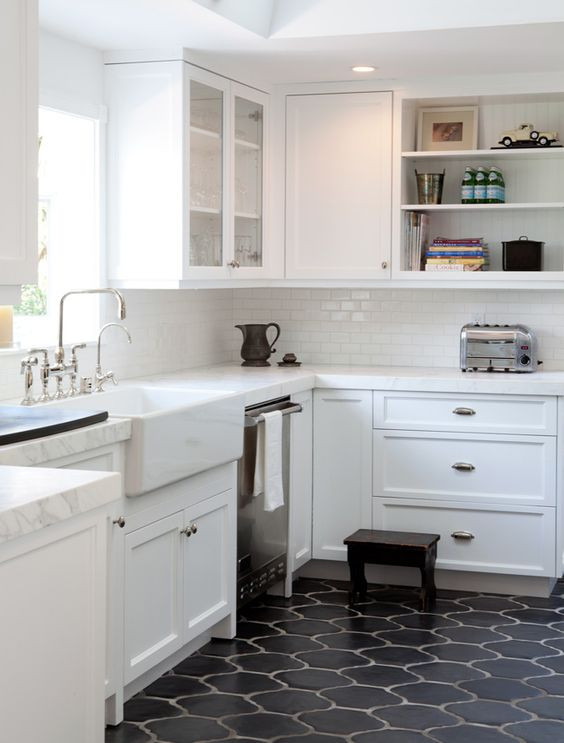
[0,0,37,300]
[106,58,271,286]
[123,488,235,685]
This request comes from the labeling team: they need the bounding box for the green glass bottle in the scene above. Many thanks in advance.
[474,166,488,204]
[487,166,505,203]
[461,167,476,204]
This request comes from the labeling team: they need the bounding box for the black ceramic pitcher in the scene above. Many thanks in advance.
[235,323,281,367]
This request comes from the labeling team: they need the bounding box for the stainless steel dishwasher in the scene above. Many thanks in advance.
[237,396,302,607]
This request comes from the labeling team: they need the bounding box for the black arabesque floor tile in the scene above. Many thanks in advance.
[252,689,332,714]
[142,675,209,699]
[506,720,564,743]
[105,723,152,743]
[429,724,519,743]
[254,634,325,654]
[320,685,402,709]
[146,716,227,743]
[299,708,384,735]
[232,651,305,673]
[207,670,283,694]
[445,699,532,724]
[296,648,370,669]
[223,712,308,738]
[109,577,564,743]
[373,703,459,730]
[178,693,259,716]
[123,696,182,722]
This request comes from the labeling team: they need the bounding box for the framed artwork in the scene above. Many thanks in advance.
[417,106,478,151]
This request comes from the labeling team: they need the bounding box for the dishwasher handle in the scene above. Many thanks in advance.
[245,401,302,423]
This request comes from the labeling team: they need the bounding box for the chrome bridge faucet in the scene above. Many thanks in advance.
[19,288,132,404]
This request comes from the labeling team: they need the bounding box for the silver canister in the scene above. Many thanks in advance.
[415,169,445,205]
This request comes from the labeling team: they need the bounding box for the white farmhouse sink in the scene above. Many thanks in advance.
[45,385,244,496]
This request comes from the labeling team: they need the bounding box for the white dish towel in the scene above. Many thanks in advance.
[253,410,284,512]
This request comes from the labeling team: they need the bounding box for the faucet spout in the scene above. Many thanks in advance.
[96,322,132,368]
[56,288,126,364]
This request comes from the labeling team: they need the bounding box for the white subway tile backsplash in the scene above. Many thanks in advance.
[231,288,564,371]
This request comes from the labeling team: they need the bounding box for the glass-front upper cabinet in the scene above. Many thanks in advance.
[232,84,268,275]
[189,73,229,270]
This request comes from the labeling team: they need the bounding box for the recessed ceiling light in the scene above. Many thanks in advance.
[352,65,376,73]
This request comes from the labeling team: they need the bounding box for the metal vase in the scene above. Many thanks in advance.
[415,169,445,204]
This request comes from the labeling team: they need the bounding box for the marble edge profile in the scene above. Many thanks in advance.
[0,471,120,545]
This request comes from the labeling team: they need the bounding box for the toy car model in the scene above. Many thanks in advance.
[499,123,559,147]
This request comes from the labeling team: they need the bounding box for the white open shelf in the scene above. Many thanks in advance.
[401,202,564,212]
[402,147,564,161]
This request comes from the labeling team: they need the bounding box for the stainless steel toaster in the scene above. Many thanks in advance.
[460,323,539,372]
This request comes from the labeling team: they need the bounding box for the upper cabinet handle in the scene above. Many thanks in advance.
[453,407,476,416]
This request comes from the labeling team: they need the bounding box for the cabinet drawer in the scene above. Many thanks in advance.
[373,430,556,506]
[372,498,556,577]
[373,392,556,435]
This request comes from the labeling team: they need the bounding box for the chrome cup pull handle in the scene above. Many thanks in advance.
[453,407,476,416]
[451,530,475,540]
[452,462,475,472]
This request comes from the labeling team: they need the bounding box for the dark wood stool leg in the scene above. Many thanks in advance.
[419,543,437,611]
[347,547,368,605]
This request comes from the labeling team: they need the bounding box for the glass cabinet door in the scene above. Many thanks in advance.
[189,79,224,267]
[234,95,264,268]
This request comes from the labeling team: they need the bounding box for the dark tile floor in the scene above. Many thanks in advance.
[106,578,564,743]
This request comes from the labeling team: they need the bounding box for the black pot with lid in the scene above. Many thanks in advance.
[502,235,544,271]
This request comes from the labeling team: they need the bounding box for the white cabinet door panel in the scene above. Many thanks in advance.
[372,497,556,577]
[313,389,372,561]
[183,490,234,642]
[286,91,392,279]
[373,429,556,506]
[0,0,37,285]
[124,511,184,683]
[289,390,313,572]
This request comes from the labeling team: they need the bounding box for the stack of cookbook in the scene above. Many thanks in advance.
[404,211,430,271]
[424,237,489,272]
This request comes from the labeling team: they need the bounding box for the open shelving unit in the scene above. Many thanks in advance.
[393,90,564,283]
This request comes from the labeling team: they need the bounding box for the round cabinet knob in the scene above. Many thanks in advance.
[520,354,531,366]
[113,516,126,528]
[381,261,388,270]
[190,523,198,535]
[180,526,192,537]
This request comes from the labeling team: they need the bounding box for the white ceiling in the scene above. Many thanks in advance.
[39,0,564,84]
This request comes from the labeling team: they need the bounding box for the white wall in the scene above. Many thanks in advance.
[231,287,564,370]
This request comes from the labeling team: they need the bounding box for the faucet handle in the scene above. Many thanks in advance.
[28,348,49,365]
[20,355,38,373]
[107,371,118,386]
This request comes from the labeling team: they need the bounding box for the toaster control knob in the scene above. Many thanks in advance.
[520,354,531,366]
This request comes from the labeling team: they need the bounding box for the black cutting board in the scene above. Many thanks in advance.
[0,406,109,446]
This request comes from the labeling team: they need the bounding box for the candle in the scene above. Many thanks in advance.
[0,306,13,347]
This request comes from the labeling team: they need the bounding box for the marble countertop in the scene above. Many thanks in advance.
[0,466,121,544]
[0,417,132,467]
[134,363,564,401]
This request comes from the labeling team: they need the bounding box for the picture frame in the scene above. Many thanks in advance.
[417,106,478,151]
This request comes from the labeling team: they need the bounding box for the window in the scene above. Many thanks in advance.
[14,106,102,348]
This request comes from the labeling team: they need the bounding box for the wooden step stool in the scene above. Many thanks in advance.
[344,529,440,611]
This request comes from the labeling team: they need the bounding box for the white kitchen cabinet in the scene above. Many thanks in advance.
[183,490,235,642]
[124,511,184,684]
[123,486,236,685]
[288,390,313,574]
[0,0,37,291]
[106,59,271,286]
[313,389,372,561]
[0,508,108,743]
[285,91,392,279]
